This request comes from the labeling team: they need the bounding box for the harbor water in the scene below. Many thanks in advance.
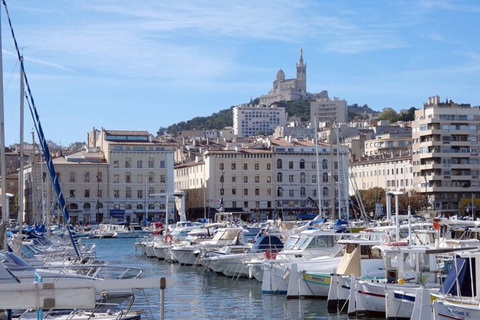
[84,237,352,320]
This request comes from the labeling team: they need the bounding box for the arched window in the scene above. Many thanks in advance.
[277,187,284,197]
[322,159,328,169]
[277,159,283,169]
[300,172,306,183]
[277,172,283,182]
[323,172,329,183]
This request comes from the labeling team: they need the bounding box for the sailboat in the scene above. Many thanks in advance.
[0,2,168,318]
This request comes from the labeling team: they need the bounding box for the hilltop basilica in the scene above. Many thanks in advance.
[257,49,327,105]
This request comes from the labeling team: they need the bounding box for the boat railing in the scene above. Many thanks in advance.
[42,264,144,281]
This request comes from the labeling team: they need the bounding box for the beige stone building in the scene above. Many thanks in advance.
[174,137,350,221]
[88,128,176,223]
[349,155,413,194]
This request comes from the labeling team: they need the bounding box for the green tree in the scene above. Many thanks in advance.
[378,108,399,123]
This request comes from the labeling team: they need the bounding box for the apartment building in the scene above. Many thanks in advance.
[310,93,348,126]
[174,137,350,221]
[88,128,176,224]
[412,96,480,216]
[22,149,108,225]
[233,104,287,138]
[349,155,413,194]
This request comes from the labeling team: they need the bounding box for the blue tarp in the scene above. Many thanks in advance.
[440,257,476,297]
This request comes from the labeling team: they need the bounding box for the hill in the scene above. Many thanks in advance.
[157,101,380,136]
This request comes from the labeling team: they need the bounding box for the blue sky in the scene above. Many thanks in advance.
[2,0,480,146]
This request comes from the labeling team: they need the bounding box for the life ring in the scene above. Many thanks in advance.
[165,234,173,243]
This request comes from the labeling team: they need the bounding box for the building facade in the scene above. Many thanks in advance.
[174,137,350,221]
[310,93,348,126]
[233,104,287,138]
[412,96,480,216]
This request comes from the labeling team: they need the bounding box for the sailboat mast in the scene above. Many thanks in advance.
[18,55,25,235]
[0,5,7,250]
[313,114,323,219]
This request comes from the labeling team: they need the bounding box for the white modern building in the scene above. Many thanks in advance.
[233,104,287,138]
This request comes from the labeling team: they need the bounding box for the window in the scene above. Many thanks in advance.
[70,172,75,182]
[137,160,143,168]
[277,187,284,197]
[114,190,119,198]
[113,160,119,168]
[148,159,154,168]
[125,158,131,168]
[323,172,328,183]
[244,163,248,170]
[277,159,282,169]
[322,159,328,169]
[244,176,248,183]
[84,189,90,198]
[138,190,143,198]
[69,190,75,197]
[84,172,90,183]
[255,163,259,170]
[126,188,132,198]
[300,159,305,169]
[244,188,248,196]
